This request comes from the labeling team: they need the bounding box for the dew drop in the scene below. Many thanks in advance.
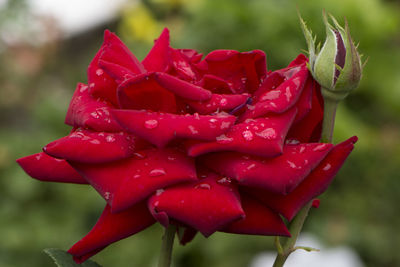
[133,152,146,159]
[149,168,166,177]
[217,177,231,185]
[287,160,301,169]
[156,189,164,196]
[105,135,116,143]
[220,121,231,130]
[104,192,111,200]
[261,90,281,101]
[35,154,42,160]
[90,139,100,144]
[220,98,228,106]
[79,85,88,93]
[144,119,158,129]
[242,130,254,141]
[194,113,200,120]
[195,183,211,190]
[286,139,300,145]
[299,146,306,153]
[188,125,199,134]
[96,69,104,76]
[255,128,276,140]
[313,144,329,152]
[216,134,233,144]
[167,156,177,161]
[90,111,100,119]
[285,86,292,102]
[133,174,141,179]
[247,163,256,170]
[323,163,331,171]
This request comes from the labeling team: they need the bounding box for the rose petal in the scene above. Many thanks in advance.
[16,152,86,184]
[112,109,236,147]
[241,62,308,121]
[88,30,145,105]
[197,74,232,94]
[70,148,197,213]
[188,108,296,157]
[65,83,124,132]
[117,73,177,113]
[68,202,155,263]
[287,81,324,142]
[186,93,249,114]
[168,48,199,81]
[201,142,333,194]
[196,50,266,94]
[221,193,290,236]
[148,173,244,237]
[247,136,357,220]
[142,28,171,72]
[44,129,148,164]
[177,226,198,245]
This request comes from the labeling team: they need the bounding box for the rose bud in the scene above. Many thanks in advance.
[299,11,366,101]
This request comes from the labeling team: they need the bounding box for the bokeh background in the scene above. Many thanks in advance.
[1,0,399,266]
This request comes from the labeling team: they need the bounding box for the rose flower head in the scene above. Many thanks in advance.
[17,28,357,263]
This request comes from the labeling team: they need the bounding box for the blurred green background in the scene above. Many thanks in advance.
[1,0,399,266]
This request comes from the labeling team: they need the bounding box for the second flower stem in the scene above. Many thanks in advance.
[272,88,339,267]
[158,224,177,267]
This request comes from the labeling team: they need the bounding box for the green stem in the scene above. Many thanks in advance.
[272,89,339,267]
[158,224,177,267]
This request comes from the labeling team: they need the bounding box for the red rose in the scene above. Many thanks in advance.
[17,28,356,263]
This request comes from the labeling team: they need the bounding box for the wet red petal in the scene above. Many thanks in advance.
[112,109,236,147]
[241,63,308,121]
[247,136,357,220]
[221,193,290,236]
[188,108,296,157]
[148,174,244,237]
[44,129,148,164]
[65,83,124,132]
[142,28,171,72]
[70,148,197,213]
[186,93,249,114]
[16,152,87,184]
[88,30,145,105]
[202,142,333,194]
[177,226,198,245]
[68,202,155,263]
[197,74,232,94]
[287,81,324,142]
[117,73,177,113]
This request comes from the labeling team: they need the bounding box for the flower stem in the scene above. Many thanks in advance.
[158,224,177,267]
[272,88,339,267]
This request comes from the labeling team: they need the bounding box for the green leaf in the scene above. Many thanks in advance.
[44,248,102,267]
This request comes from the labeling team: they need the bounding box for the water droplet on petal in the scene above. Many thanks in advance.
[90,139,100,144]
[216,134,233,144]
[286,139,300,145]
[79,85,88,92]
[313,144,329,152]
[220,98,228,106]
[242,130,254,141]
[188,125,199,134]
[261,90,281,101]
[133,174,141,179]
[167,156,177,161]
[285,86,292,102]
[247,163,256,170]
[287,160,301,169]
[194,113,200,120]
[323,163,331,171]
[220,121,231,130]
[195,183,211,190]
[96,69,104,76]
[255,128,276,139]
[299,146,306,153]
[144,119,158,129]
[104,192,111,200]
[149,168,166,177]
[217,177,231,185]
[133,152,146,159]
[156,189,164,196]
[105,135,115,143]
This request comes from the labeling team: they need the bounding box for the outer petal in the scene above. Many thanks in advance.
[287,81,324,142]
[148,174,245,237]
[201,142,333,194]
[70,148,197,213]
[142,28,171,72]
[221,192,290,236]
[68,202,155,263]
[88,30,145,104]
[112,109,236,147]
[241,63,308,121]
[186,93,249,114]
[16,152,86,184]
[247,136,357,220]
[44,129,148,164]
[65,83,123,132]
[188,108,296,157]
[196,50,266,93]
